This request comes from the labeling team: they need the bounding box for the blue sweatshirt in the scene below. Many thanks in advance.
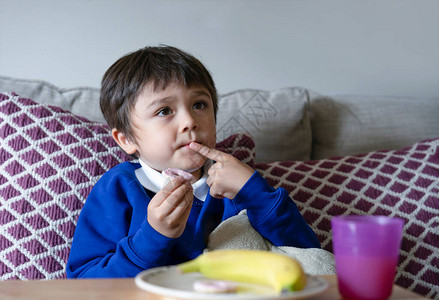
[66,162,320,278]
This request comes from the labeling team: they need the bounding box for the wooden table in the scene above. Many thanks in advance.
[0,275,428,300]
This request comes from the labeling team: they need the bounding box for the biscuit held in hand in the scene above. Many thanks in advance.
[162,168,194,182]
[148,176,193,238]
[188,142,254,199]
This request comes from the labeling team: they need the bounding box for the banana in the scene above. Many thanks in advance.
[177,249,306,294]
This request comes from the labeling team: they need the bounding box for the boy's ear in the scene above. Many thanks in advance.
[112,128,137,155]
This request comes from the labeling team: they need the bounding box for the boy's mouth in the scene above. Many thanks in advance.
[179,140,200,149]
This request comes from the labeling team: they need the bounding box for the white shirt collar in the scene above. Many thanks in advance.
[135,159,211,202]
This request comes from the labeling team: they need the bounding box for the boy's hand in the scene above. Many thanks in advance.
[147,176,193,238]
[189,142,254,199]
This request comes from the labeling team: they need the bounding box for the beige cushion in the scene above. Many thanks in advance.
[310,92,439,159]
[217,88,312,163]
[0,75,104,123]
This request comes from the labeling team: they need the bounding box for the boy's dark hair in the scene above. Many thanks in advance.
[100,45,218,142]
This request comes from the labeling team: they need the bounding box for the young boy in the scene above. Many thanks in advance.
[66,46,320,278]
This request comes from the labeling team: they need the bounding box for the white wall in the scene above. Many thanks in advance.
[1,0,439,98]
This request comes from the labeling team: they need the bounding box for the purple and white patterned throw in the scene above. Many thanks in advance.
[0,92,133,279]
[255,138,439,299]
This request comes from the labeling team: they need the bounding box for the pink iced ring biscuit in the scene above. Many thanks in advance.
[162,168,194,181]
[193,279,238,294]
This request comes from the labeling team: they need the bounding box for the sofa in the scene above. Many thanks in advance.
[0,75,438,299]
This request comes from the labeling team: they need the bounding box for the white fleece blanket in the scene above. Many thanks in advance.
[206,210,336,276]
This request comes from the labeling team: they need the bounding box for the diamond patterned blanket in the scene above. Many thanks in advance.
[0,92,132,279]
[254,140,439,299]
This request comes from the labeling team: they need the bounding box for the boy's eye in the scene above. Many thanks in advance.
[157,107,172,116]
[193,101,207,110]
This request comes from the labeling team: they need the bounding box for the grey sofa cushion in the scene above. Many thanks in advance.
[216,88,312,163]
[0,76,104,123]
[310,92,439,160]
[1,76,312,163]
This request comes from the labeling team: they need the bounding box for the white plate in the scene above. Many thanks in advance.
[135,266,328,300]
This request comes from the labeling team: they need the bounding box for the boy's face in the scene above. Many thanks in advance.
[113,83,217,178]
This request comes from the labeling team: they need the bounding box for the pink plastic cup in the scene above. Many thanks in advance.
[331,215,404,300]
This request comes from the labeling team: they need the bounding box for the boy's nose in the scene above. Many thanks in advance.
[180,112,199,132]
